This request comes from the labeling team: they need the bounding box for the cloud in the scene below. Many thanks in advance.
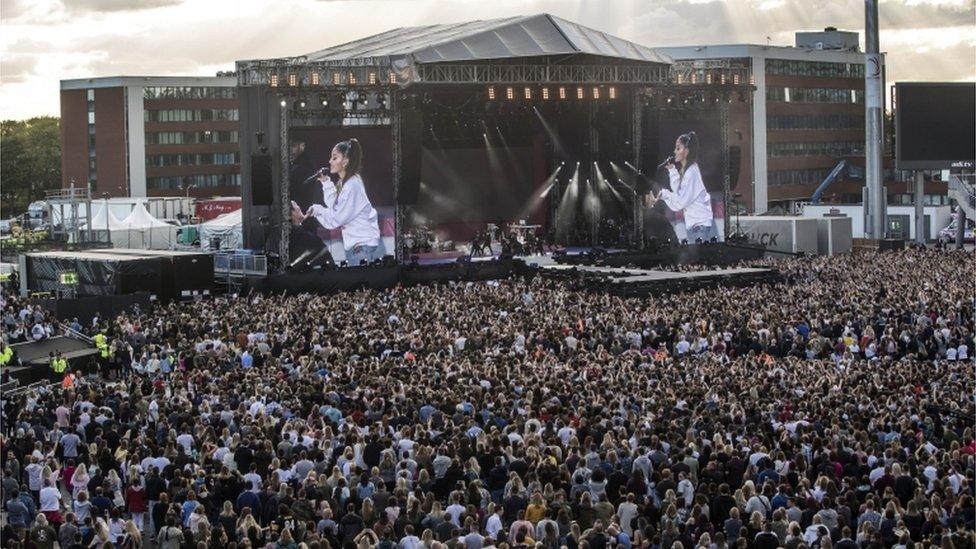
[61,0,184,13]
[1,54,38,83]
[1,0,975,119]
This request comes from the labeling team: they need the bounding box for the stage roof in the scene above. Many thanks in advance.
[297,14,671,65]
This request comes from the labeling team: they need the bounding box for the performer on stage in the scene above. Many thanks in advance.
[291,138,380,265]
[647,131,717,242]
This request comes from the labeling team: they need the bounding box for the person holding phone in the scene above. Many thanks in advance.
[647,131,717,242]
[291,138,380,266]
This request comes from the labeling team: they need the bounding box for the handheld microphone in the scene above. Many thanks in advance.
[657,155,675,170]
[303,168,329,184]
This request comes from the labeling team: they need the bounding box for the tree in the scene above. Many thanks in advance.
[1,117,62,218]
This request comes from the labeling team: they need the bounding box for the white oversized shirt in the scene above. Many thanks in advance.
[659,163,713,229]
[309,174,380,250]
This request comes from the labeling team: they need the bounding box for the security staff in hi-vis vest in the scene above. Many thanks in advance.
[0,344,14,368]
[94,330,109,371]
[49,351,67,382]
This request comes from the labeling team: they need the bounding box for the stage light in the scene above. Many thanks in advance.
[488,86,496,100]
[320,95,329,107]
[369,72,377,85]
[389,72,397,84]
[288,74,297,86]
[706,73,712,84]
[524,87,532,100]
[332,72,341,85]
[542,87,549,100]
[608,87,616,100]
[311,72,320,86]
[506,87,514,100]
[559,87,566,100]
[348,72,357,85]
[298,99,306,109]
[270,74,279,87]
[733,74,740,85]
[592,87,600,99]
[576,87,584,100]
[279,99,287,108]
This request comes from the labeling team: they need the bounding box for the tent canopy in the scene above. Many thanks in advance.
[200,209,242,229]
[121,203,174,228]
[199,209,243,250]
[109,202,177,250]
[89,204,126,230]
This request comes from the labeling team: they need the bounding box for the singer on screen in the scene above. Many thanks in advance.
[648,131,717,242]
[292,138,380,265]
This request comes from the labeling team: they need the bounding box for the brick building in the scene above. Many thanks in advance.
[659,29,937,214]
[60,76,241,199]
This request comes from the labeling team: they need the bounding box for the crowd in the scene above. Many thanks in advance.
[1,247,973,549]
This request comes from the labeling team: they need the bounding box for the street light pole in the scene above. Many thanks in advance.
[101,193,111,246]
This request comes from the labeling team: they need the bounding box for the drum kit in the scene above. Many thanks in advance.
[403,226,435,254]
[405,221,542,256]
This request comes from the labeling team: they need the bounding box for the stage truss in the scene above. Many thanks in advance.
[240,57,753,264]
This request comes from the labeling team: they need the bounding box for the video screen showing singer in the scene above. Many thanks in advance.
[648,131,718,243]
[291,138,381,265]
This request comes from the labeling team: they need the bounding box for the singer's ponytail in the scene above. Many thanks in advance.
[678,131,699,168]
[335,138,363,183]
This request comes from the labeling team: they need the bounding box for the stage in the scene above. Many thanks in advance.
[2,336,99,390]
[532,260,780,297]
[246,243,777,296]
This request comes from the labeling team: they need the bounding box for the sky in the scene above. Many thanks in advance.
[0,0,974,120]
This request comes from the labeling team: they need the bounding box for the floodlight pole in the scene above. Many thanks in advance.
[865,0,885,239]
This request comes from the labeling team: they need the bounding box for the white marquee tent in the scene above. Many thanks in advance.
[198,209,243,250]
[113,203,178,249]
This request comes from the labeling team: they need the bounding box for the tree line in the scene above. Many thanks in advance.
[1,117,62,219]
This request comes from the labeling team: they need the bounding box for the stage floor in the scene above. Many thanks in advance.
[533,260,780,296]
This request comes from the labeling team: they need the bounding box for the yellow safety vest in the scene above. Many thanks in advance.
[52,358,67,373]
[0,347,12,366]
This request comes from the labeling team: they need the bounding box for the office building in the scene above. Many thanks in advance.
[659,28,926,213]
[60,75,241,199]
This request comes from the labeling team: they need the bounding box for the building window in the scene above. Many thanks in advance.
[767,140,863,157]
[88,111,95,124]
[767,86,863,104]
[146,152,240,167]
[767,114,864,130]
[142,86,236,100]
[146,173,241,190]
[767,168,834,186]
[765,59,865,79]
[87,89,95,101]
[144,108,239,122]
[145,130,239,145]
